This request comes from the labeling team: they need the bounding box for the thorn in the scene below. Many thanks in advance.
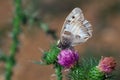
[57,40,60,45]
[31,60,45,65]
[64,69,70,72]
[8,32,12,38]
[38,48,44,53]
[40,59,43,62]
[51,66,53,69]
[101,56,104,60]
[51,74,56,77]
[49,39,54,44]
[50,73,56,80]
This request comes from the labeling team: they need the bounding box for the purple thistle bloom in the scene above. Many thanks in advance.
[57,49,79,68]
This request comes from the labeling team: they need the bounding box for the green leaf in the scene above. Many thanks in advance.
[42,43,60,65]
[68,57,100,80]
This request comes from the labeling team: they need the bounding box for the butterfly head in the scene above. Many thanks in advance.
[58,32,73,49]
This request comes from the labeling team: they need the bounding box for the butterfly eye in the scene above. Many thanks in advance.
[72,16,75,19]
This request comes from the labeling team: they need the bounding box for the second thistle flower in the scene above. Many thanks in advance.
[97,57,116,73]
[57,49,79,68]
[88,57,116,80]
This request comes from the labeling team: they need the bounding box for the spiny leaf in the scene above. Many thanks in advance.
[68,57,100,80]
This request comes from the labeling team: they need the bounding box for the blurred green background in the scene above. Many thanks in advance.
[0,0,120,80]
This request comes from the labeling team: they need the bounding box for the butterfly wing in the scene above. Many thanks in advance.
[60,7,92,46]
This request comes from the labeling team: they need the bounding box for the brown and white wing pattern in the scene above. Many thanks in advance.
[60,7,92,46]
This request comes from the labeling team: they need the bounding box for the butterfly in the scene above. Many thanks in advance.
[58,7,92,49]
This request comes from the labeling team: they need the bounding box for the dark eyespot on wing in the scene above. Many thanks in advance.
[76,35,81,39]
[84,37,88,40]
[87,32,91,36]
[67,20,71,23]
[66,20,71,24]
[64,31,71,35]
[72,16,75,19]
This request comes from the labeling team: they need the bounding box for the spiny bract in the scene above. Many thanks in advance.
[43,44,60,64]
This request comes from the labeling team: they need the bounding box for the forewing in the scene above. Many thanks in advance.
[60,7,92,46]
[61,8,84,35]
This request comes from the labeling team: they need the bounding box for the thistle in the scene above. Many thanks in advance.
[88,57,116,80]
[36,7,117,80]
[57,49,79,68]
[68,57,99,80]
[97,57,116,73]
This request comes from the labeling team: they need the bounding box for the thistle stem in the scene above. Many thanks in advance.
[54,63,62,80]
[5,0,22,80]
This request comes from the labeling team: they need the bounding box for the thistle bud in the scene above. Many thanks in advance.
[42,44,60,64]
[97,57,116,73]
[88,57,116,80]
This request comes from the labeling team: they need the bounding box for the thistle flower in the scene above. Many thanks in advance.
[57,49,79,68]
[88,57,116,80]
[97,57,116,73]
